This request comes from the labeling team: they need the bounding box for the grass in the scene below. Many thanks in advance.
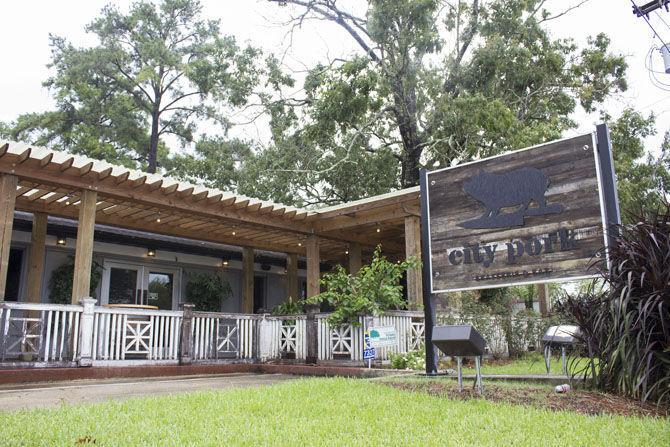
[1,378,667,446]
[456,352,593,376]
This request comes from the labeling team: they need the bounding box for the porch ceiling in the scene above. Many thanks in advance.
[0,141,419,261]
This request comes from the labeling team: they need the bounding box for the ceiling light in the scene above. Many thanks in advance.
[56,235,66,246]
[147,248,156,257]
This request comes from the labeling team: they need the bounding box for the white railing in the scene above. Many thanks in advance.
[316,312,424,362]
[0,302,82,364]
[191,312,256,361]
[2,301,561,368]
[92,307,182,363]
[259,315,307,361]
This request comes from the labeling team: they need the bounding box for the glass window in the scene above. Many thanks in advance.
[108,267,139,305]
[147,272,173,310]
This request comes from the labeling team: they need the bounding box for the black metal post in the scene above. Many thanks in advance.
[595,124,622,250]
[419,168,439,375]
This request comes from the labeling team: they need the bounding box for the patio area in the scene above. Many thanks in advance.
[0,140,424,370]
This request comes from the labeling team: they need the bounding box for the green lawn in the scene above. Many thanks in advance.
[1,378,666,446]
[458,352,594,376]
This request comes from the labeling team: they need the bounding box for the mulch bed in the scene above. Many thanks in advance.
[382,380,668,418]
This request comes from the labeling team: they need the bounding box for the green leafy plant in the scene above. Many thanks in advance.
[185,272,232,312]
[390,349,426,371]
[48,257,102,305]
[271,297,305,316]
[308,246,420,326]
[439,294,559,358]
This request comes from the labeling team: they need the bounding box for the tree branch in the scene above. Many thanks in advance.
[268,0,380,62]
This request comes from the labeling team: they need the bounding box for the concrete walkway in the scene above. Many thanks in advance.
[0,373,297,411]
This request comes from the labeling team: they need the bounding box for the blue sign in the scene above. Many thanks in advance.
[364,332,375,359]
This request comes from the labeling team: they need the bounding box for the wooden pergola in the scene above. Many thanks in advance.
[0,140,423,310]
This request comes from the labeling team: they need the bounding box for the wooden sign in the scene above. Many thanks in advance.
[422,130,618,293]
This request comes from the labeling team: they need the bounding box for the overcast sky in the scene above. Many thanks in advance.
[2,0,670,154]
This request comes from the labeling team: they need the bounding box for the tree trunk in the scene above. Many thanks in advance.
[400,150,421,188]
[148,104,160,174]
[392,74,423,188]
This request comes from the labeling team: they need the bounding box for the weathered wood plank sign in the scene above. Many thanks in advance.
[421,126,620,293]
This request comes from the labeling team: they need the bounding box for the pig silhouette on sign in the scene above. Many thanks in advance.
[458,167,564,229]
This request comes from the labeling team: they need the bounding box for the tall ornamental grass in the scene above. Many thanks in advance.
[558,205,670,404]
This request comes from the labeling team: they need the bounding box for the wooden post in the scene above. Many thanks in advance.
[305,303,318,364]
[348,242,362,274]
[404,215,423,310]
[286,253,299,301]
[71,189,97,304]
[306,235,320,298]
[537,283,550,317]
[179,302,195,365]
[26,212,48,303]
[242,247,254,313]
[77,298,97,366]
[0,174,18,301]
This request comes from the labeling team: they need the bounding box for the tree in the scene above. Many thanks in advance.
[605,109,670,219]
[8,0,280,172]
[309,246,421,325]
[262,0,627,199]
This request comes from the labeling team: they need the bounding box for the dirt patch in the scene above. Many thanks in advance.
[382,380,668,418]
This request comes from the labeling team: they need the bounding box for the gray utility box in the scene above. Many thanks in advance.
[432,325,486,356]
[542,325,581,346]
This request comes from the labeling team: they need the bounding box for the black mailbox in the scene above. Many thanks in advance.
[432,325,486,356]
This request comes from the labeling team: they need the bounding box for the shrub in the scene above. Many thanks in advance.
[271,297,305,316]
[389,349,426,370]
[308,246,420,326]
[185,272,232,312]
[48,257,102,304]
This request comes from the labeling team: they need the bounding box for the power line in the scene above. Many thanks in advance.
[655,10,670,33]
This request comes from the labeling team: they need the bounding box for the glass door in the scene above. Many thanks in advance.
[102,261,180,310]
[107,265,143,306]
[143,270,175,310]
